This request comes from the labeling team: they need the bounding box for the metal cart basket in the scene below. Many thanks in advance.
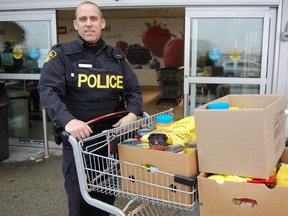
[66,109,199,216]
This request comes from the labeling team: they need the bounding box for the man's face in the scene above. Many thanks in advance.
[73,4,105,44]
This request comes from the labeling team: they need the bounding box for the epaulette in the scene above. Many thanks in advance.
[61,41,82,55]
[59,41,83,63]
[51,43,61,49]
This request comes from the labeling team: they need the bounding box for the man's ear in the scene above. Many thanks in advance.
[101,19,106,30]
[73,20,78,30]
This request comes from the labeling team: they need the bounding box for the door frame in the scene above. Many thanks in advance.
[0,10,57,157]
[183,6,277,116]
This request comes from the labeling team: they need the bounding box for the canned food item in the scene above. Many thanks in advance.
[184,142,197,154]
[122,139,141,146]
[165,144,184,153]
[137,128,154,140]
[148,133,168,151]
[139,143,150,149]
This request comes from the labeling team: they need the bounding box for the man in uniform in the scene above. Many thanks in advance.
[38,1,143,215]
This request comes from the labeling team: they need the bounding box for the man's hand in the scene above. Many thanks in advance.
[65,119,93,140]
[112,112,137,127]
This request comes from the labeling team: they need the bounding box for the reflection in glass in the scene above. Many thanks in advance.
[0,20,51,140]
[4,80,43,140]
[0,21,50,74]
[195,83,260,107]
[216,84,260,98]
[192,18,263,78]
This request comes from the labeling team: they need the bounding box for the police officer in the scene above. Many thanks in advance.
[38,1,143,216]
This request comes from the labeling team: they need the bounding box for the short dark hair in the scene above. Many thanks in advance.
[75,1,103,19]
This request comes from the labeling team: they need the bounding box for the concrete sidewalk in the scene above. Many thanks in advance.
[0,146,68,216]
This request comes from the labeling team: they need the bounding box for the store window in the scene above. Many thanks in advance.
[184,7,276,116]
[0,11,56,144]
[194,18,263,79]
[0,21,50,74]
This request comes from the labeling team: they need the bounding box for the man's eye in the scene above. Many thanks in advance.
[90,17,98,22]
[79,17,87,22]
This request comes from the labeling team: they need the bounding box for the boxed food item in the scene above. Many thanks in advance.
[195,94,285,179]
[118,144,198,205]
[198,148,288,216]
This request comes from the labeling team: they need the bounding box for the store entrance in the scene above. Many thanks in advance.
[183,6,277,116]
[0,11,57,148]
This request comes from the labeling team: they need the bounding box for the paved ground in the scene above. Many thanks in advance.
[0,145,199,216]
[0,146,68,216]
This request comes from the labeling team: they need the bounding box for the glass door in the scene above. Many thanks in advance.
[0,11,57,145]
[184,7,276,116]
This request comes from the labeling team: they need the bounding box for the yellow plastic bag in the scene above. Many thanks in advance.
[276,163,288,186]
[224,175,251,182]
[208,174,226,184]
[169,116,196,132]
[171,131,197,146]
[208,174,251,184]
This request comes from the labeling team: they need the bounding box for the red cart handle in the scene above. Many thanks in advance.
[86,110,128,155]
[86,110,127,126]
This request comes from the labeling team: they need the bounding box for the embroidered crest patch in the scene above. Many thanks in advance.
[45,50,57,63]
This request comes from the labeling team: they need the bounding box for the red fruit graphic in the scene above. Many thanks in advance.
[163,37,184,68]
[116,40,128,53]
[142,20,171,57]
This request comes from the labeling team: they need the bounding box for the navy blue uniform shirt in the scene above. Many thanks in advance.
[38,36,143,128]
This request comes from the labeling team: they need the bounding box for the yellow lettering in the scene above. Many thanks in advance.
[78,74,123,89]
[97,74,106,88]
[87,74,97,88]
[78,74,87,87]
[110,75,117,88]
[117,76,123,89]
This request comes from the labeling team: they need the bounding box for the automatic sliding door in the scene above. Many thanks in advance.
[184,7,275,116]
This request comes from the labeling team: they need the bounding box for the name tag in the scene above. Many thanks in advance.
[78,63,92,68]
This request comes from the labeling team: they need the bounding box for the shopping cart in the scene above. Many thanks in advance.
[63,108,199,216]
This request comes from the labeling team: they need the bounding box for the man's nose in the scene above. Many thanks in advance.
[86,18,92,25]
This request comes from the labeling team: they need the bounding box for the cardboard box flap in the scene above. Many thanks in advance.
[198,94,283,110]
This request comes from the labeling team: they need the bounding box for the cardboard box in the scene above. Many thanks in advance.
[195,94,285,179]
[198,148,288,216]
[118,144,198,205]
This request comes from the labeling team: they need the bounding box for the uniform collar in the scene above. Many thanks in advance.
[76,36,106,52]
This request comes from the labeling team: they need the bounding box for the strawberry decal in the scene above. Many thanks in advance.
[163,36,184,68]
[142,20,171,57]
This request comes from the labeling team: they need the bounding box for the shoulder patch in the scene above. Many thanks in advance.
[45,50,57,63]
